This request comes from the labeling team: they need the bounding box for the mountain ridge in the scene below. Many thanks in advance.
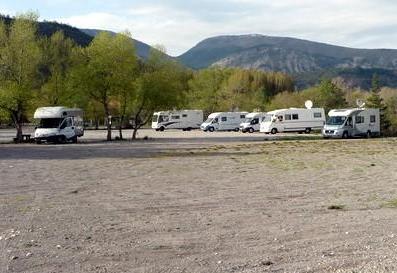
[177,34,397,88]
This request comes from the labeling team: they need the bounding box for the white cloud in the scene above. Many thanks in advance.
[57,0,397,56]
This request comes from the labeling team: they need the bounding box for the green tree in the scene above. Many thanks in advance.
[111,31,137,140]
[0,13,42,142]
[70,31,137,141]
[366,74,390,134]
[315,79,347,113]
[39,31,76,106]
[130,48,186,139]
[187,68,230,114]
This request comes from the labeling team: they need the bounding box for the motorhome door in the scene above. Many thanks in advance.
[353,114,366,136]
[59,117,75,139]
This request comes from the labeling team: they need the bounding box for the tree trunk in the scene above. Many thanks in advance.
[132,125,139,140]
[12,111,23,143]
[106,121,112,141]
[15,123,23,143]
[104,104,112,141]
[118,116,124,140]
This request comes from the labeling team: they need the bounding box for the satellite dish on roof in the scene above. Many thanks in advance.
[356,99,366,108]
[305,100,313,109]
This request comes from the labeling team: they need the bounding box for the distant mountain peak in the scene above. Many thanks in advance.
[177,34,397,89]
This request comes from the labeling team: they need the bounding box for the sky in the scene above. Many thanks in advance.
[1,0,397,56]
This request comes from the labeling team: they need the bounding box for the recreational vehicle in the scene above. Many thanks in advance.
[322,108,380,138]
[201,112,248,132]
[260,102,325,134]
[240,112,266,133]
[34,107,84,143]
[152,110,203,131]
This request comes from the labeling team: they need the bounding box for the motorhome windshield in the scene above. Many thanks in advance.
[152,114,158,122]
[326,116,346,126]
[204,118,213,123]
[244,118,253,123]
[38,118,64,128]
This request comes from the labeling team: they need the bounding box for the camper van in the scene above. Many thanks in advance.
[322,108,380,138]
[201,112,248,132]
[34,107,84,143]
[240,112,266,133]
[260,105,325,134]
[152,110,203,131]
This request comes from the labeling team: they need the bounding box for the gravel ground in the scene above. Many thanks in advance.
[1,131,397,273]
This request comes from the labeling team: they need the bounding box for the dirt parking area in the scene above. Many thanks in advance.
[1,134,397,273]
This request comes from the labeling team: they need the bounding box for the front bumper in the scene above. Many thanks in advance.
[322,129,343,138]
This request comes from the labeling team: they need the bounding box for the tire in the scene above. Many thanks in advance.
[208,127,215,132]
[159,126,165,132]
[57,135,66,144]
[367,131,372,138]
[342,131,348,139]
[234,128,239,132]
[304,128,311,134]
[35,139,42,144]
[271,128,277,135]
[72,136,78,143]
[248,127,254,133]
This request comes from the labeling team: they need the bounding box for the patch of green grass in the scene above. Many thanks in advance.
[382,198,397,208]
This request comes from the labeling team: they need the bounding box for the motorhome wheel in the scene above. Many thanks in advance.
[57,135,66,144]
[304,128,311,134]
[234,128,239,132]
[367,131,372,138]
[248,127,254,133]
[72,136,78,143]
[342,131,348,139]
[271,128,277,134]
[159,126,165,132]
[208,127,215,132]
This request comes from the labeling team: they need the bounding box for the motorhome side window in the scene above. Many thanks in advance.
[240,115,245,119]
[171,115,180,119]
[355,116,364,124]
[285,114,291,120]
[221,117,227,122]
[292,114,299,120]
[370,115,376,123]
[182,114,188,118]
[314,112,322,118]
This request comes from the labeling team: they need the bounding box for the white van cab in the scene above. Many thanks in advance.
[34,107,84,143]
[201,112,248,132]
[240,112,266,133]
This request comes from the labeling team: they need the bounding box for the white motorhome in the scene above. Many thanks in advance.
[260,103,325,134]
[34,107,84,143]
[201,112,248,132]
[240,112,266,133]
[322,108,380,138]
[152,110,203,131]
